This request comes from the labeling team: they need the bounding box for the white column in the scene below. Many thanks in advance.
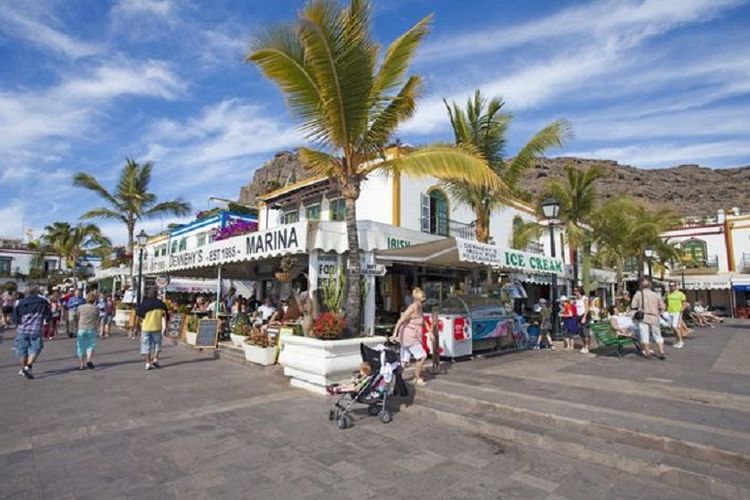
[216,266,222,315]
[363,251,376,336]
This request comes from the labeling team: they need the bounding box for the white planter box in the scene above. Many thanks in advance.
[186,331,197,346]
[114,309,131,327]
[279,336,387,394]
[243,343,277,366]
[230,333,247,349]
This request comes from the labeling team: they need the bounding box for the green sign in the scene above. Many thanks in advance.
[386,237,411,249]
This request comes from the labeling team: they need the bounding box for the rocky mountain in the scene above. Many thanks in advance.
[238,151,750,218]
[520,157,750,217]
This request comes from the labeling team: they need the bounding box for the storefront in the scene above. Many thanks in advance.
[679,274,733,316]
[731,274,750,317]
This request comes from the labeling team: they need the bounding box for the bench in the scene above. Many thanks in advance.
[589,322,637,358]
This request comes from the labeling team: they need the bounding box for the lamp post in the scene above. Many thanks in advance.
[541,197,561,338]
[135,230,148,305]
[644,248,654,282]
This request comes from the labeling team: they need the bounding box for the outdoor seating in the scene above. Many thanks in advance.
[590,321,637,358]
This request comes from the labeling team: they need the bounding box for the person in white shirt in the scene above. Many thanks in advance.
[608,306,638,338]
[254,298,277,326]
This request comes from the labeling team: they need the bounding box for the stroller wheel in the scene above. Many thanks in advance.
[380,410,392,424]
[336,416,349,430]
[367,404,380,416]
[328,409,336,421]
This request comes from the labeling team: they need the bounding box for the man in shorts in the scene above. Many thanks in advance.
[13,285,51,379]
[631,279,666,360]
[665,281,687,349]
[134,290,168,370]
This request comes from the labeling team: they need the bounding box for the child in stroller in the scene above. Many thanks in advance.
[327,343,406,430]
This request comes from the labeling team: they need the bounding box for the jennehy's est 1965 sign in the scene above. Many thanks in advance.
[167,223,307,271]
[457,239,564,276]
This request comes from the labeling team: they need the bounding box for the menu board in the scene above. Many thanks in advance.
[195,319,219,348]
[167,313,185,339]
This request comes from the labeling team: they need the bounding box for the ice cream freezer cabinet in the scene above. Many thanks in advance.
[421,295,511,360]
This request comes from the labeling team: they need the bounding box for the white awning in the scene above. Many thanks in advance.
[680,274,732,290]
[732,274,750,286]
[376,237,565,277]
[166,278,216,293]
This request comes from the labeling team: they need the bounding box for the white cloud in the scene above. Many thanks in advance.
[0,201,26,238]
[0,59,187,165]
[112,0,176,19]
[567,140,750,168]
[401,0,747,136]
[419,0,744,62]
[0,2,101,58]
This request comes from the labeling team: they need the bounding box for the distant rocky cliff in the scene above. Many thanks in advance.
[520,157,750,217]
[238,151,750,217]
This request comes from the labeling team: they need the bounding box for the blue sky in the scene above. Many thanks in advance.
[2,0,749,243]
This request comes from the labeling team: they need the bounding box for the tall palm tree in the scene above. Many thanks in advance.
[37,222,110,288]
[73,158,191,258]
[545,163,606,288]
[444,90,571,242]
[247,0,500,333]
[510,218,543,251]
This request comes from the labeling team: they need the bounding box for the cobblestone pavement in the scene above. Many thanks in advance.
[0,325,734,500]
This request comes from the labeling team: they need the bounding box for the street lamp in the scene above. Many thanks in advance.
[541,197,561,338]
[644,248,655,282]
[136,229,148,305]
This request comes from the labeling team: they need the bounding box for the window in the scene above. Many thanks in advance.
[421,189,449,236]
[171,240,178,254]
[681,239,707,266]
[329,198,346,221]
[306,203,321,220]
[0,258,11,276]
[197,233,206,247]
[178,238,187,251]
[161,245,168,256]
[44,260,57,272]
[282,209,299,224]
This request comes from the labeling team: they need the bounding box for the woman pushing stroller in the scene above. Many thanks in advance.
[392,288,433,387]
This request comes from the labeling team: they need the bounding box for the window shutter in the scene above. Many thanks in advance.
[420,193,430,233]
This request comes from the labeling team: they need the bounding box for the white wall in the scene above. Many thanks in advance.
[729,217,750,271]
[662,224,729,272]
[357,173,393,224]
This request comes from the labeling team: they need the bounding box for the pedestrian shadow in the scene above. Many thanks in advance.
[160,357,217,369]
[35,366,86,378]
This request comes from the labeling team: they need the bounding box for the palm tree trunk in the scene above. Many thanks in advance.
[475,205,490,243]
[127,218,135,260]
[343,185,362,336]
[582,244,591,294]
[617,256,625,298]
[572,246,579,288]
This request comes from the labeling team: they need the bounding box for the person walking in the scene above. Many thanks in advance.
[75,293,99,370]
[97,293,114,339]
[13,285,51,379]
[631,279,667,360]
[574,287,591,354]
[665,281,687,348]
[134,290,168,370]
[393,288,432,386]
[65,289,85,338]
[44,293,61,340]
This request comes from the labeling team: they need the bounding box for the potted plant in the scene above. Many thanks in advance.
[275,255,297,282]
[114,301,133,327]
[185,315,200,345]
[311,312,346,340]
[243,327,277,366]
[230,314,252,348]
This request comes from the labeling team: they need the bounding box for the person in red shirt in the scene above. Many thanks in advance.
[560,296,578,351]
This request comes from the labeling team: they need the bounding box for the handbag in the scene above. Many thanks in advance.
[633,290,645,321]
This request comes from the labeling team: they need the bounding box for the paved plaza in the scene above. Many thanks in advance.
[1,323,749,499]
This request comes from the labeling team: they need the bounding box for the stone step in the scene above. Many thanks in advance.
[418,376,750,470]
[409,398,750,500]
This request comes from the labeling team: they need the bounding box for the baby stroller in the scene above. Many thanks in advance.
[328,343,406,430]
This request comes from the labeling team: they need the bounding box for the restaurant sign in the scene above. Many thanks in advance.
[168,222,307,272]
[456,239,565,276]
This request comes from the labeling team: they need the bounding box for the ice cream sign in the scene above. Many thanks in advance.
[457,239,565,276]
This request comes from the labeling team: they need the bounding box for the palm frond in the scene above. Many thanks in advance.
[506,119,572,191]
[298,147,342,177]
[378,144,503,191]
[143,200,191,218]
[371,14,431,99]
[73,173,121,209]
[79,208,127,223]
[362,75,420,153]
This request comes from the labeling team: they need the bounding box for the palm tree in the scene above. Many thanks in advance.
[510,218,543,251]
[544,163,606,288]
[37,222,110,288]
[443,90,571,242]
[73,158,191,258]
[247,0,500,333]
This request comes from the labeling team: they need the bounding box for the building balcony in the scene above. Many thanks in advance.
[525,241,544,254]
[681,255,719,275]
[421,215,477,241]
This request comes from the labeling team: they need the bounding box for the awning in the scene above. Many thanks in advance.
[732,274,750,286]
[166,278,216,293]
[679,274,732,290]
[376,237,565,277]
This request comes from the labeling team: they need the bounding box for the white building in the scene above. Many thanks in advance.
[0,237,66,292]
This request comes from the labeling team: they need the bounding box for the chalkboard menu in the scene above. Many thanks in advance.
[167,313,185,339]
[195,319,219,348]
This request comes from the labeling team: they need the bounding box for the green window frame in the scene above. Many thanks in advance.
[306,203,321,220]
[282,209,299,224]
[329,198,346,221]
[178,238,187,251]
[197,233,206,247]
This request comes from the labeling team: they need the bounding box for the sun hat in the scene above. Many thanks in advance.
[558,295,568,302]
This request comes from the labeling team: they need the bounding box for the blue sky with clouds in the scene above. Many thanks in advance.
[2,0,749,243]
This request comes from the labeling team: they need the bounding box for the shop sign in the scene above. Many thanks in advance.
[456,239,564,276]
[156,274,170,289]
[361,264,386,276]
[386,237,412,249]
[168,222,307,271]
